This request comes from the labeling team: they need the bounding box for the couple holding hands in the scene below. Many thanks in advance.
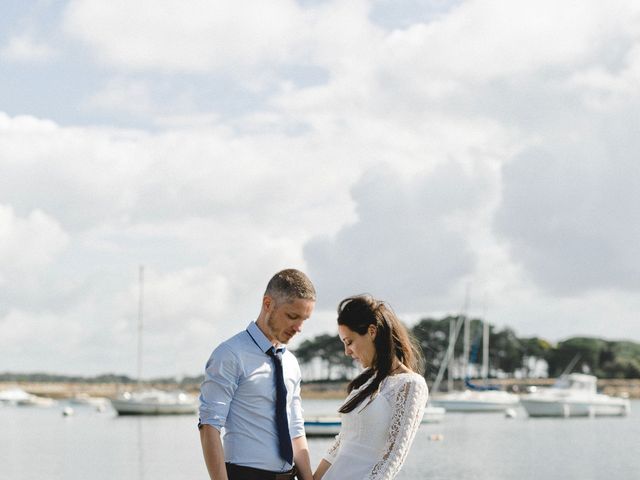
[199,269,428,480]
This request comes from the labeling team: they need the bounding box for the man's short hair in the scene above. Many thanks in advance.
[265,269,316,304]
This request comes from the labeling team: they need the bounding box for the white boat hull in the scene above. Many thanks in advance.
[520,397,630,417]
[430,390,519,412]
[111,399,198,415]
[422,406,446,423]
[110,390,198,415]
[0,388,55,407]
[304,417,341,437]
[304,406,445,437]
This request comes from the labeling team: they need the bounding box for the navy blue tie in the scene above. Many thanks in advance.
[267,347,293,464]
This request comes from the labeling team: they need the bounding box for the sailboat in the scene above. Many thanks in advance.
[429,295,519,413]
[110,388,198,415]
[110,266,198,415]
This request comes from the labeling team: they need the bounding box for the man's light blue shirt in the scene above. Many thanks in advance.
[199,322,305,472]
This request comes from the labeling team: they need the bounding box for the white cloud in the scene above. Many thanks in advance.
[63,0,310,73]
[3,0,640,377]
[86,78,157,116]
[0,111,361,375]
[1,34,57,63]
[495,137,640,296]
[381,0,631,83]
[0,205,69,289]
[304,161,494,311]
[569,44,640,109]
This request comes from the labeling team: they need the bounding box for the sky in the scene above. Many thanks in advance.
[1,0,639,378]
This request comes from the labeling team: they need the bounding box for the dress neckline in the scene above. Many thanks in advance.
[388,370,415,377]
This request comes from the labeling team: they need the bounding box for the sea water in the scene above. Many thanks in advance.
[1,399,638,479]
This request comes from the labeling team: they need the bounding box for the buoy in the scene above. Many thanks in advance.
[505,408,517,419]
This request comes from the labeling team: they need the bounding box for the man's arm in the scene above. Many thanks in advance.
[292,435,313,480]
[200,424,228,480]
[199,342,239,479]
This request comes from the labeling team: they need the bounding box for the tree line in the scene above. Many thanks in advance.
[294,315,640,382]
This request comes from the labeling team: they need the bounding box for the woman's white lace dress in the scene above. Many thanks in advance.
[322,372,428,480]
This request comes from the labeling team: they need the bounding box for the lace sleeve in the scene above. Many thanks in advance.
[322,431,342,464]
[366,376,428,480]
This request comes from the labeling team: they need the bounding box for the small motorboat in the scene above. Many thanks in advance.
[304,404,445,437]
[304,416,342,437]
[519,373,630,418]
[0,387,56,407]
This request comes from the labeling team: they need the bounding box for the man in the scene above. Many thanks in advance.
[199,269,316,480]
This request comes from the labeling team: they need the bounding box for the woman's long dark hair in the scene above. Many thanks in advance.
[338,294,424,414]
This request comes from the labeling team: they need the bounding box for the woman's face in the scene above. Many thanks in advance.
[338,324,376,368]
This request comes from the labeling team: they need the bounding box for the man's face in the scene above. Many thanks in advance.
[264,296,315,345]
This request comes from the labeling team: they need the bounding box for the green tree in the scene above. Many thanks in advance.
[520,337,553,359]
[598,340,640,378]
[546,337,606,377]
[295,334,353,379]
[490,327,524,373]
[411,316,455,381]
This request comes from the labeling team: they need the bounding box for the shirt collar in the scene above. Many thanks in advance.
[246,321,286,354]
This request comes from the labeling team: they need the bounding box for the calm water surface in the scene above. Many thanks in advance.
[1,399,639,479]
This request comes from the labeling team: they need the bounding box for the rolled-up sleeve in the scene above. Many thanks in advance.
[289,372,305,439]
[199,343,241,431]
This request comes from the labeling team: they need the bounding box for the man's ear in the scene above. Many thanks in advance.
[263,295,273,311]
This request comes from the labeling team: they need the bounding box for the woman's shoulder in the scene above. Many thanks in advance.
[383,371,427,392]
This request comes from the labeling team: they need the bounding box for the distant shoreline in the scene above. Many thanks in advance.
[3,378,640,399]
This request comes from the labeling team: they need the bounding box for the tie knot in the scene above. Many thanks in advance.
[268,347,283,359]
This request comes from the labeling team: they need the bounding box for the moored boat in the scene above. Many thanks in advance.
[519,373,630,418]
[304,405,445,437]
[0,387,56,407]
[304,416,342,437]
[110,267,199,416]
[110,389,198,415]
[422,405,446,423]
[429,389,519,412]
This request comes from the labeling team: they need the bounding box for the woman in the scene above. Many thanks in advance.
[313,295,428,480]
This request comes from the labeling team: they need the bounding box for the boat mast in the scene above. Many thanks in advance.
[482,294,489,383]
[431,283,471,394]
[447,318,455,392]
[462,316,470,381]
[137,265,144,388]
[461,284,471,382]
